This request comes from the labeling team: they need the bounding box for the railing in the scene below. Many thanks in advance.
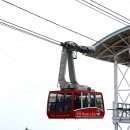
[113,103,130,123]
[117,103,130,118]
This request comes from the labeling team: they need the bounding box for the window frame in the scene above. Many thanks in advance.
[48,92,72,112]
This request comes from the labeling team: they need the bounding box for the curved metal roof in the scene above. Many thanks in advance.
[86,25,130,66]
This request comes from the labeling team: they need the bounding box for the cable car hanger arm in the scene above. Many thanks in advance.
[58,41,95,90]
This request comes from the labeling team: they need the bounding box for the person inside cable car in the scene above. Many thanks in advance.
[50,102,56,111]
[83,96,88,107]
[74,93,81,110]
[90,95,95,107]
[96,100,100,108]
[56,95,64,111]
[64,96,71,111]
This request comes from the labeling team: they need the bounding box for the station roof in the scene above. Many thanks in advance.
[86,26,130,66]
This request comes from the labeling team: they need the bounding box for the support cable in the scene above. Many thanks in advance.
[0,18,61,46]
[81,0,130,25]
[1,0,97,42]
[89,0,130,23]
[0,19,95,54]
[75,0,128,26]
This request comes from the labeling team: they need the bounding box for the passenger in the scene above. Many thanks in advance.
[60,96,64,102]
[97,101,101,109]
[56,98,64,111]
[90,98,95,107]
[65,95,73,111]
[83,98,88,107]
[74,96,81,109]
[50,103,55,111]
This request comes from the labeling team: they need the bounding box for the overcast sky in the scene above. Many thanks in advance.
[0,0,130,130]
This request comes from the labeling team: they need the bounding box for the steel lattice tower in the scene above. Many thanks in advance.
[85,25,130,130]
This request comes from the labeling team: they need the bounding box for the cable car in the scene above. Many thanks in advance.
[47,42,105,119]
[47,89,105,119]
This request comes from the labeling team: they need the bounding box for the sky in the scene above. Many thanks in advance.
[0,0,130,130]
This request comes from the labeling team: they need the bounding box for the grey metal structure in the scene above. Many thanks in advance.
[85,26,130,130]
[58,42,94,90]
[58,47,77,89]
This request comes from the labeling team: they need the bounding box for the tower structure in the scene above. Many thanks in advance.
[86,25,130,130]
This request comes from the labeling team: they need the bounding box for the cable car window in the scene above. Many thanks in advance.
[96,94,103,109]
[56,93,64,111]
[90,94,95,107]
[83,93,88,108]
[48,93,73,112]
[49,93,56,102]
[64,93,72,111]
[74,93,81,110]
[48,93,57,111]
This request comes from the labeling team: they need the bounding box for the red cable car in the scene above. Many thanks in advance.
[47,89,104,119]
[47,42,105,119]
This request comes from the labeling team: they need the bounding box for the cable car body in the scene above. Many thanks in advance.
[47,42,105,119]
[47,89,104,119]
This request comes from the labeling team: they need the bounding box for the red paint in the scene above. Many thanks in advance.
[47,89,105,119]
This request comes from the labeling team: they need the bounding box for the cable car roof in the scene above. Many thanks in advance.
[86,25,130,66]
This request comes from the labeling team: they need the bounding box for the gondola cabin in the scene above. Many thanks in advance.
[47,89,105,119]
[47,43,105,119]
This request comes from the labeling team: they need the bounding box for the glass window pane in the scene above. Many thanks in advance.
[96,94,103,109]
[48,102,56,111]
[49,93,56,102]
[96,94,102,103]
[90,94,95,107]
[57,93,64,102]
[48,92,73,111]
[56,93,64,111]
[56,102,64,111]
[74,93,81,110]
[65,93,72,103]
[64,93,72,111]
[83,93,88,108]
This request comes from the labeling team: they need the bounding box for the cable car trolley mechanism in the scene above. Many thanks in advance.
[47,41,105,119]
